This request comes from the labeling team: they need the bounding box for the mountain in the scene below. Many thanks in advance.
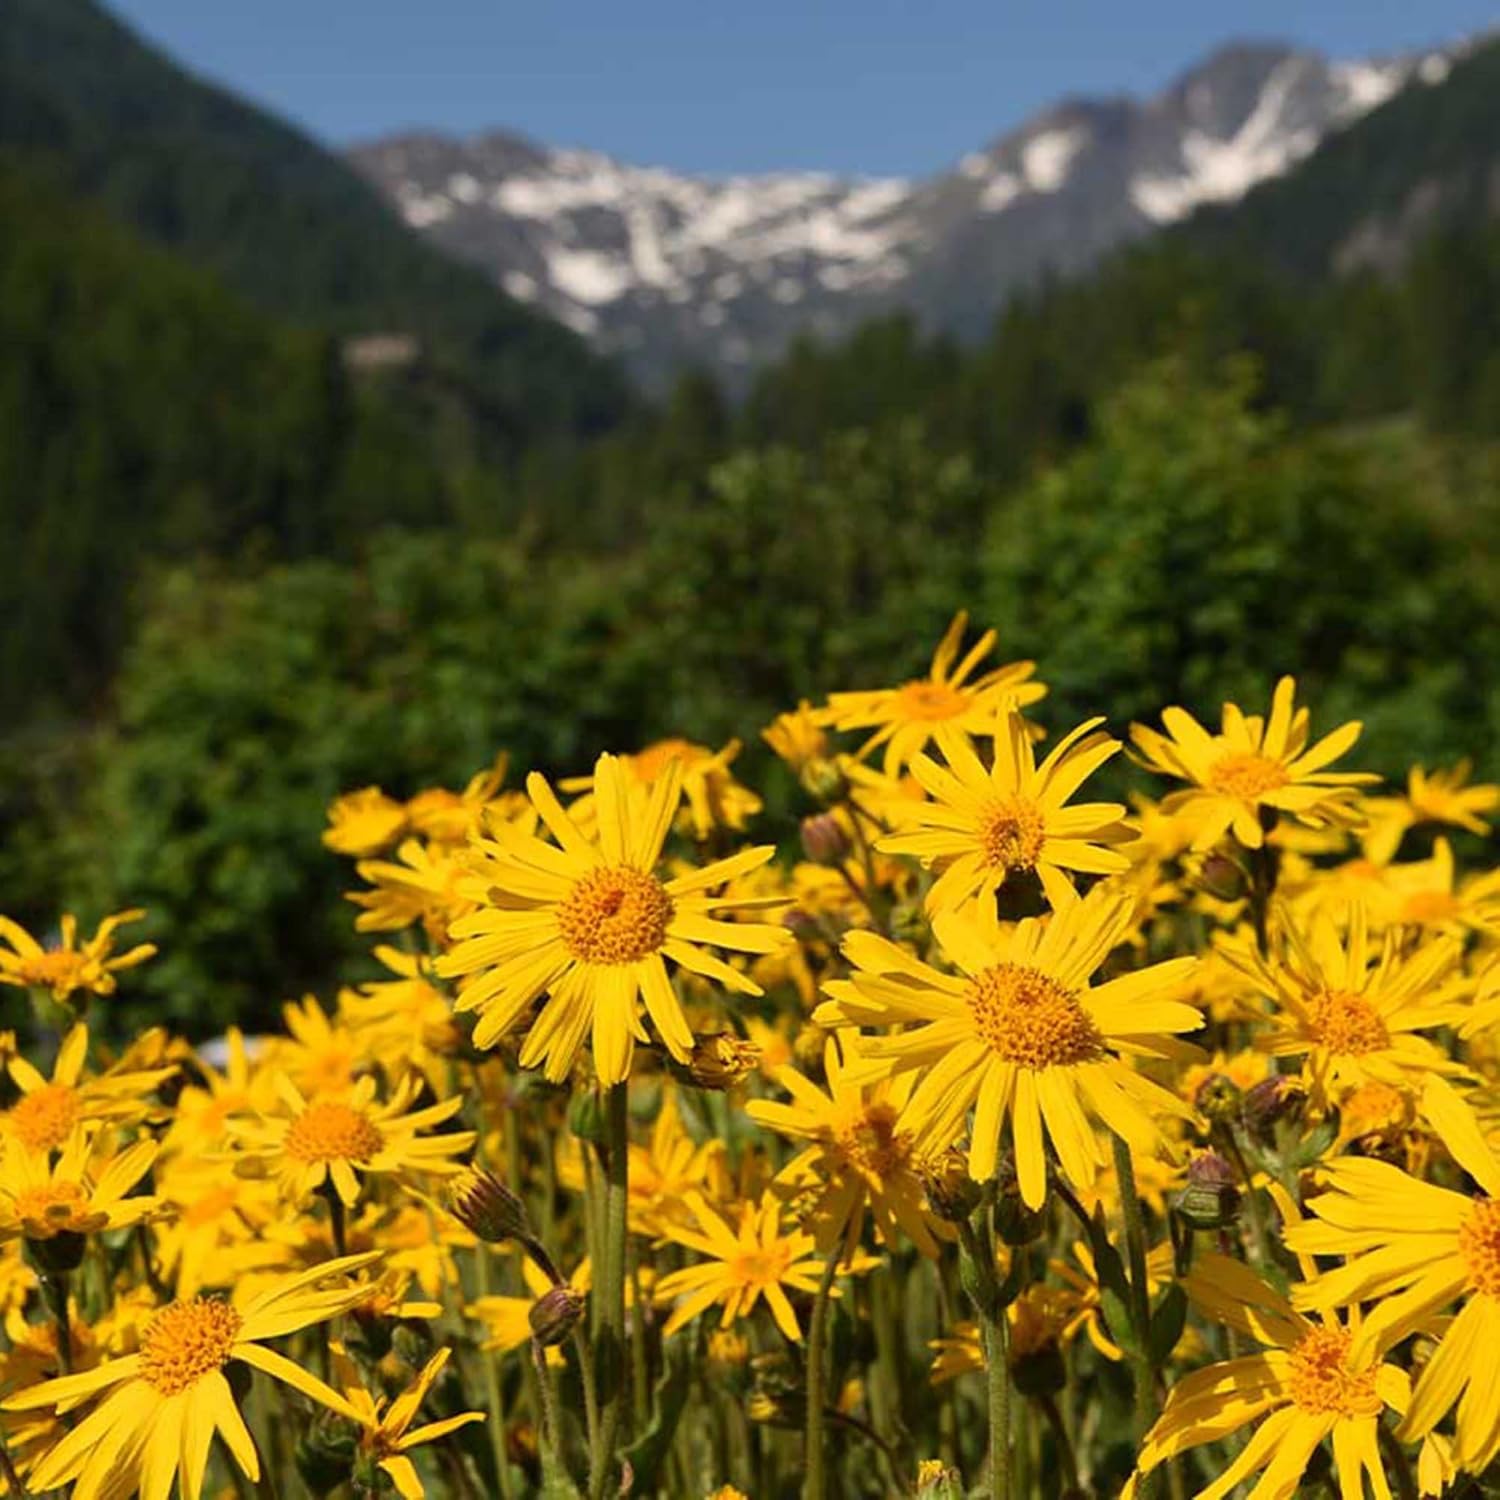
[350,37,1472,390]
[0,0,631,441]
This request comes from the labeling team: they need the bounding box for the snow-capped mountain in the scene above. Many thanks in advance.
[349,39,1466,389]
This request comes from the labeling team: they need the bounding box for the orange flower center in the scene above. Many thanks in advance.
[631,739,697,781]
[1305,990,1389,1056]
[140,1299,243,1394]
[1459,1198,1500,1296]
[558,866,674,965]
[731,1242,793,1288]
[8,1084,82,1153]
[12,1180,90,1236]
[978,796,1046,871]
[16,950,86,991]
[895,681,969,722]
[1206,752,1288,801]
[832,1100,910,1180]
[283,1100,384,1164]
[1286,1325,1381,1416]
[967,963,1103,1069]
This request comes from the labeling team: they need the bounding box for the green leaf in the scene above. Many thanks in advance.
[1148,1283,1188,1366]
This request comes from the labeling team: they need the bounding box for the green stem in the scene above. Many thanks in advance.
[1111,1132,1157,1451]
[802,1252,841,1500]
[531,1338,568,1486]
[592,1083,630,1500]
[327,1190,347,1259]
[1378,1423,1419,1500]
[42,1272,72,1375]
[1221,1132,1272,1268]
[472,1248,514,1500]
[573,1324,603,1490]
[980,1293,1011,1500]
[1038,1393,1079,1494]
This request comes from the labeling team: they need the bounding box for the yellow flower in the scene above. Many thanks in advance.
[153,1162,283,1299]
[817,885,1201,1206]
[1130,1249,1409,1499]
[1130,677,1373,849]
[267,995,361,1098]
[404,752,515,846]
[762,701,834,773]
[1218,905,1472,1124]
[4,1253,380,1498]
[437,753,787,1085]
[341,947,463,1080]
[626,1085,725,1237]
[1363,761,1500,864]
[348,837,476,945]
[823,612,1045,775]
[0,1130,160,1243]
[1375,837,1500,938]
[322,786,409,857]
[163,1028,266,1156]
[228,1074,473,1207]
[879,716,1133,913]
[332,1345,484,1499]
[1,1023,173,1156]
[563,738,764,842]
[0,909,155,1003]
[748,1032,945,1259]
[1285,1090,1500,1475]
[654,1191,835,1341]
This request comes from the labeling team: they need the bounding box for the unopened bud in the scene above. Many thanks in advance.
[1194,1074,1243,1127]
[994,1153,1046,1246]
[799,758,849,807]
[24,1231,87,1277]
[1176,1151,1240,1230]
[674,1033,760,1092]
[528,1284,585,1347]
[1011,1341,1067,1399]
[449,1167,532,1245]
[920,1148,982,1225]
[568,1089,607,1146]
[915,1459,965,1498]
[800,813,851,866]
[390,1320,434,1369]
[1197,852,1247,903]
[297,1415,356,1493]
[1243,1076,1301,1135]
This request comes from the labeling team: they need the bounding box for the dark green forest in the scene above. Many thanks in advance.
[2,3,1499,1031]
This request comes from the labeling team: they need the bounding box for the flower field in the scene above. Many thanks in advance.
[1,612,1498,1499]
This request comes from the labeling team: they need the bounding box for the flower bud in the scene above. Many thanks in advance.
[1243,1076,1302,1135]
[1011,1340,1067,1399]
[799,757,849,807]
[994,1153,1046,1246]
[915,1459,965,1498]
[568,1088,608,1146]
[1196,852,1247,902]
[449,1167,532,1246]
[920,1148,982,1225]
[674,1033,760,1092]
[296,1406,357,1493]
[800,812,851,867]
[1176,1151,1240,1231]
[1194,1073,1243,1128]
[390,1320,435,1369]
[528,1284,585,1347]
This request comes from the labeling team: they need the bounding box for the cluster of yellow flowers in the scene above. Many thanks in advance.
[1,610,1499,1499]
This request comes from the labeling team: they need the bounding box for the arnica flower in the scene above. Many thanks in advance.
[1130,676,1374,849]
[654,1190,840,1341]
[332,1345,485,1500]
[1,1023,174,1156]
[4,1252,380,1499]
[1217,904,1473,1127]
[1128,1248,1408,1500]
[349,838,477,944]
[229,1074,474,1207]
[1285,1084,1500,1475]
[1362,760,1500,864]
[878,715,1133,914]
[0,1130,160,1244]
[747,1031,946,1260]
[823,611,1045,776]
[437,753,788,1086]
[323,786,410,857]
[0,909,156,1004]
[817,885,1201,1206]
[761,700,834,774]
[1376,837,1500,939]
[562,737,763,842]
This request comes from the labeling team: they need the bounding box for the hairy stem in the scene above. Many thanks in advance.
[802,1252,841,1500]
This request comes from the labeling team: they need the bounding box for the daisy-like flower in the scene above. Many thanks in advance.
[349,838,476,944]
[761,701,835,774]
[1217,904,1473,1127]
[879,716,1133,914]
[562,737,764,842]
[1130,676,1374,850]
[164,1027,264,1156]
[332,1345,484,1499]
[1285,1084,1500,1475]
[1375,837,1500,939]
[1362,760,1500,865]
[4,1252,380,1499]
[929,1283,1089,1384]
[0,909,156,1004]
[323,786,409,857]
[228,1074,474,1207]
[816,885,1201,1206]
[1,1023,174,1156]
[654,1191,841,1341]
[0,1130,160,1243]
[823,612,1045,776]
[747,1032,945,1260]
[437,753,788,1086]
[1128,1248,1409,1500]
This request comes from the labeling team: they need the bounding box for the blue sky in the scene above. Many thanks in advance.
[110,0,1497,175]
